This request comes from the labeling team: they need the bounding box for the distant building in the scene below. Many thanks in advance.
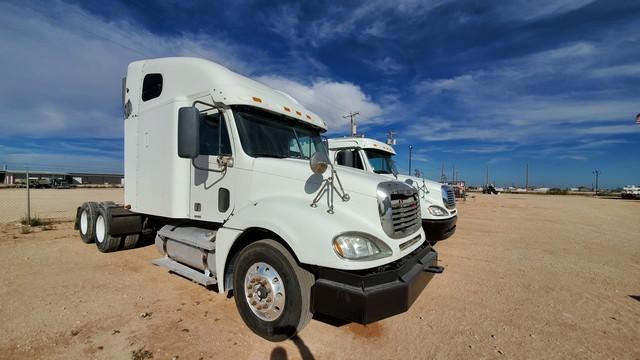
[0,168,123,185]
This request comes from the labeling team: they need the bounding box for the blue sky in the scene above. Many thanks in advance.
[0,0,638,188]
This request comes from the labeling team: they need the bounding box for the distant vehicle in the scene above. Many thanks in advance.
[35,178,51,188]
[52,178,71,189]
[621,185,640,199]
[449,180,467,199]
[482,184,499,194]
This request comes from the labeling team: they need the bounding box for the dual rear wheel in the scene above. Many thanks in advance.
[77,202,139,252]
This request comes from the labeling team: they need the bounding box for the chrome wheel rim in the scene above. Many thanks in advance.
[244,262,286,321]
[80,210,88,235]
[95,215,105,243]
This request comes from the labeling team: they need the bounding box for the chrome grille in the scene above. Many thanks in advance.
[443,185,456,209]
[377,181,422,239]
[390,193,421,238]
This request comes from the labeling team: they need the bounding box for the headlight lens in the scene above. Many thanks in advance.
[428,205,448,216]
[333,232,392,261]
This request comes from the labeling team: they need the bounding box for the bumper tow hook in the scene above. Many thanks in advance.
[424,265,444,274]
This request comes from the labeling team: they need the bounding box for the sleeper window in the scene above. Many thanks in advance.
[141,73,163,101]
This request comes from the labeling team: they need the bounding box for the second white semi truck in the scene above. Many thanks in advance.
[328,137,457,244]
[74,57,443,341]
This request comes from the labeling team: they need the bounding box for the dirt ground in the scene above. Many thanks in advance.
[0,193,638,359]
[0,188,123,222]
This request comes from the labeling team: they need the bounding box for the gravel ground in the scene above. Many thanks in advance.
[0,193,638,359]
[0,188,123,223]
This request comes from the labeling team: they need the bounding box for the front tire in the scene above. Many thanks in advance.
[232,240,314,342]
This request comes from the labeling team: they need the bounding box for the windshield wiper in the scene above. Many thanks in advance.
[373,170,392,174]
[251,152,288,159]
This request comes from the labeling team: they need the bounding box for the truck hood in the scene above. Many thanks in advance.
[394,174,451,208]
[251,157,390,198]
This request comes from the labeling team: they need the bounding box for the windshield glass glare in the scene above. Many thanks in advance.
[365,149,398,175]
[233,106,323,159]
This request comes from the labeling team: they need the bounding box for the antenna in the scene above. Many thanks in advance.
[342,112,360,136]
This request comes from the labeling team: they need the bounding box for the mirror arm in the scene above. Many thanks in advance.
[192,100,227,112]
[191,158,227,173]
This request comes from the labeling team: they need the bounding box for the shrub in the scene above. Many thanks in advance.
[20,215,51,227]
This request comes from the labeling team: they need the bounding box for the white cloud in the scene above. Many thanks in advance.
[496,0,596,21]
[460,144,515,153]
[0,1,267,138]
[556,154,588,161]
[590,63,640,78]
[578,125,640,135]
[0,1,385,140]
[306,0,452,45]
[409,40,640,145]
[256,76,382,132]
[364,57,404,74]
[0,143,123,173]
[415,74,477,94]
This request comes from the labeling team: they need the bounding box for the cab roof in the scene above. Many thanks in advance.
[132,57,327,131]
[328,137,396,155]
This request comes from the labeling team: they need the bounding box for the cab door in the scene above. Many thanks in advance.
[189,103,236,222]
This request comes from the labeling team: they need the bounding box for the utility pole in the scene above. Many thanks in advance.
[525,163,529,192]
[26,167,31,226]
[452,165,455,183]
[593,170,600,196]
[408,145,413,176]
[485,164,489,185]
[342,112,360,136]
[440,162,446,182]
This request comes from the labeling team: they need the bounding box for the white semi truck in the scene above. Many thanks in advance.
[622,185,640,199]
[74,57,443,341]
[328,137,457,244]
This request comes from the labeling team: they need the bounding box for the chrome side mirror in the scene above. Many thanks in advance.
[309,150,330,175]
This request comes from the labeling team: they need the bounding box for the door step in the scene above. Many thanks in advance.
[152,257,218,286]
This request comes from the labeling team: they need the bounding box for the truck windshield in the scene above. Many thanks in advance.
[365,149,398,175]
[233,106,325,159]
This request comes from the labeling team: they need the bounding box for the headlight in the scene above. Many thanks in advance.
[428,205,448,216]
[333,232,392,261]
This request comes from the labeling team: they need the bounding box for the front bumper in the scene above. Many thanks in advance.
[422,215,457,241]
[311,243,442,324]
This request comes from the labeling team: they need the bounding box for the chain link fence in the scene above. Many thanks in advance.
[0,185,123,224]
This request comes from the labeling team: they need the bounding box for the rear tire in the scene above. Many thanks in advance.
[94,206,122,252]
[122,234,140,250]
[78,202,99,244]
[232,240,314,342]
